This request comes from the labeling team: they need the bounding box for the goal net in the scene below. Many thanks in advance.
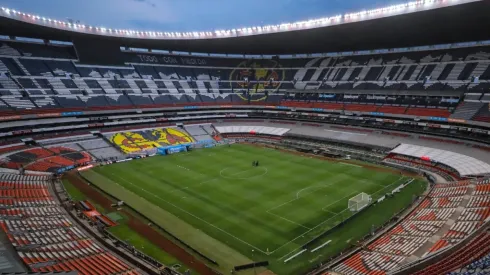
[348,192,372,212]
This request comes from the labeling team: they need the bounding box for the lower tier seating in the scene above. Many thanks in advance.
[331,178,490,275]
[0,173,138,275]
[473,103,490,123]
[449,251,490,275]
[413,231,490,275]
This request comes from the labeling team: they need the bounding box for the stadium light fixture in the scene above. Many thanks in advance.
[0,0,468,39]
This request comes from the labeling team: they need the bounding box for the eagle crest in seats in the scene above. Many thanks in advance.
[111,132,159,153]
[230,60,284,101]
[150,128,194,145]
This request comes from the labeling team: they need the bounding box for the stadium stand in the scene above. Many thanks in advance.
[449,251,490,275]
[0,173,138,275]
[184,124,215,142]
[107,127,195,153]
[215,126,290,136]
[388,144,490,177]
[0,146,93,173]
[331,178,490,275]
[412,230,490,275]
[384,155,459,181]
[473,103,490,123]
[0,2,490,275]
[0,40,490,122]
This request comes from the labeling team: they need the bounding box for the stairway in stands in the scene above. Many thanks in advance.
[472,103,490,123]
[451,101,485,120]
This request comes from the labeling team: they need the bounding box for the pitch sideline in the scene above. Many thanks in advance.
[104,157,412,258]
[108,173,270,254]
[277,175,410,259]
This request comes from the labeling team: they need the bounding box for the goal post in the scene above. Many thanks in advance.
[348,192,372,212]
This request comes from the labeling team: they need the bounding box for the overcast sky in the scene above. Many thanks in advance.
[0,0,404,32]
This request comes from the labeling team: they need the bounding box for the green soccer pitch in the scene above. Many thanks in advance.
[81,143,427,275]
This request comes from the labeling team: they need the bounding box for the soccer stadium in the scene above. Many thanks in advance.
[0,0,489,275]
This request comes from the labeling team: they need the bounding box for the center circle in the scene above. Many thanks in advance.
[219,167,268,180]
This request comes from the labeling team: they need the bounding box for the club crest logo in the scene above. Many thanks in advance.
[150,128,194,145]
[229,60,284,101]
[110,128,195,153]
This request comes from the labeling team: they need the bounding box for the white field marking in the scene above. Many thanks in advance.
[266,211,311,230]
[320,176,406,213]
[219,167,268,180]
[168,167,263,193]
[109,173,269,254]
[321,191,358,211]
[275,176,410,259]
[111,162,410,257]
[198,178,219,186]
[275,207,352,260]
[169,186,189,194]
[174,152,192,157]
[324,129,368,136]
[175,165,192,172]
[267,182,337,213]
[359,179,385,188]
[296,185,332,199]
[338,162,362,168]
[323,209,341,216]
[284,248,307,263]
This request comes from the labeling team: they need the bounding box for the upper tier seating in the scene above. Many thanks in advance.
[1,40,490,122]
[215,125,290,136]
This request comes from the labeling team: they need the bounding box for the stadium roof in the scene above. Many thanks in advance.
[390,144,490,177]
[1,0,489,56]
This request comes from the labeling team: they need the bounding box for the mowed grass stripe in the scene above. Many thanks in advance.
[92,144,403,251]
[85,144,419,274]
[99,149,307,250]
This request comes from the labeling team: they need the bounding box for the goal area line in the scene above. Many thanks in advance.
[97,169,410,259]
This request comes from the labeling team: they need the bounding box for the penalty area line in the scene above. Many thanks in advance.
[275,208,353,260]
[266,210,311,230]
[321,190,358,212]
[268,182,337,213]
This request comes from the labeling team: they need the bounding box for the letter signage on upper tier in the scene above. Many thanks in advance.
[134,54,208,66]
